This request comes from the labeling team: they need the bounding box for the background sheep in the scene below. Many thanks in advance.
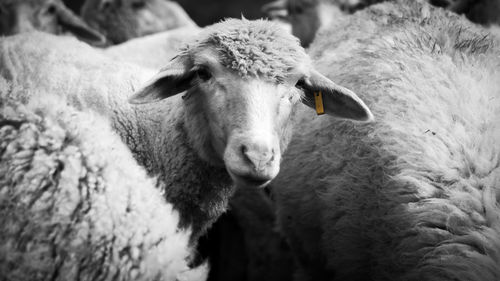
[0,81,206,281]
[263,0,500,46]
[0,19,372,243]
[80,0,197,45]
[62,0,272,27]
[262,0,346,46]
[0,0,105,46]
[271,1,500,280]
[102,25,200,70]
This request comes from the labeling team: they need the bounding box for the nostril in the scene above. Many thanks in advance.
[241,144,254,166]
[241,144,248,155]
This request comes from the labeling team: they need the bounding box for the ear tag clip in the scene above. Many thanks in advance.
[314,91,325,115]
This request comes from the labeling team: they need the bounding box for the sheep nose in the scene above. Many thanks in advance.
[241,143,275,172]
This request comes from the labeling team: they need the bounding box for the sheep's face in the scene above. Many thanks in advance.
[262,0,370,47]
[81,0,194,44]
[128,19,373,188]
[284,0,322,47]
[0,0,105,45]
[184,50,306,187]
[262,0,333,47]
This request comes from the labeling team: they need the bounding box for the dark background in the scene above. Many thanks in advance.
[63,0,272,26]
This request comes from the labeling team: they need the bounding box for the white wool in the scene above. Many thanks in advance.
[0,83,206,281]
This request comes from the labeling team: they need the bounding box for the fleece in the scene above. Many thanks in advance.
[0,81,206,281]
[272,1,500,280]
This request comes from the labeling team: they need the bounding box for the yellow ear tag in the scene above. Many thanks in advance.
[314,91,325,115]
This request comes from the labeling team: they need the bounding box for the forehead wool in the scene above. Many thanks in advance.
[184,18,309,82]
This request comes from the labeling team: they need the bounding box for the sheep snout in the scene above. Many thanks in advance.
[224,133,281,188]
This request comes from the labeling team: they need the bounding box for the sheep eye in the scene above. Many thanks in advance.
[46,4,57,14]
[196,68,212,81]
[295,78,306,89]
[131,1,146,9]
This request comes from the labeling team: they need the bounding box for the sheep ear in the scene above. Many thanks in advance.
[301,70,373,121]
[55,2,106,46]
[129,56,195,104]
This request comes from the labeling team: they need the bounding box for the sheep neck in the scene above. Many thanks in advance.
[128,96,234,243]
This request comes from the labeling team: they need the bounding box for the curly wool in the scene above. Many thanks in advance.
[183,18,309,82]
[0,83,205,281]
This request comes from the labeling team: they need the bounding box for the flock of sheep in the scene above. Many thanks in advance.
[0,0,499,281]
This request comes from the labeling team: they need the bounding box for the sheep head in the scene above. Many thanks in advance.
[262,0,342,47]
[0,0,105,46]
[129,19,373,188]
[81,0,196,44]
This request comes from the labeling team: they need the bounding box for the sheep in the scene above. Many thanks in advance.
[0,0,105,46]
[269,1,500,280]
[102,22,296,280]
[80,0,197,45]
[0,80,207,281]
[263,0,500,46]
[0,18,373,242]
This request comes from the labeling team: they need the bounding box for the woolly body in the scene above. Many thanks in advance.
[0,82,206,281]
[272,1,500,280]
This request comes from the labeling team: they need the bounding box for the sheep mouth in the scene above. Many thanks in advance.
[228,171,272,187]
